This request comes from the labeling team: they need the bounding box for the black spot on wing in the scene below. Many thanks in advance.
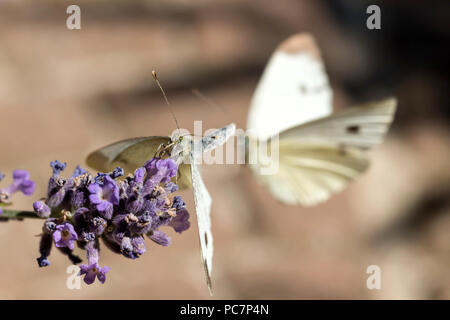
[346,125,360,134]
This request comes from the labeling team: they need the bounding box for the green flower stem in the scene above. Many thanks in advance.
[1,210,43,220]
[0,202,12,207]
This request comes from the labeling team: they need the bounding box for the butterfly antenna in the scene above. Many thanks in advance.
[152,70,180,134]
[191,88,228,116]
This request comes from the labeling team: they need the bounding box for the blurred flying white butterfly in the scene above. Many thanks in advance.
[86,72,235,295]
[246,33,397,206]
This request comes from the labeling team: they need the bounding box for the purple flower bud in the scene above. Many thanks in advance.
[111,167,124,179]
[37,233,52,267]
[120,236,136,259]
[131,236,146,255]
[133,167,146,184]
[150,213,170,231]
[33,201,51,218]
[89,216,107,235]
[47,187,66,208]
[37,257,51,267]
[171,196,185,210]
[142,179,155,196]
[71,165,87,178]
[85,241,99,265]
[81,231,96,242]
[113,229,125,244]
[125,195,144,213]
[42,218,57,234]
[50,160,66,177]
[142,199,157,214]
[47,176,62,196]
[118,179,129,200]
[140,211,152,223]
[94,173,108,185]
[165,182,178,193]
[148,230,171,247]
[71,190,86,209]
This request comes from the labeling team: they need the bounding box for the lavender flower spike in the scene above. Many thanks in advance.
[88,176,119,219]
[53,222,78,250]
[31,156,190,285]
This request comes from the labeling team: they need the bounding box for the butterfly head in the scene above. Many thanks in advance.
[168,133,193,165]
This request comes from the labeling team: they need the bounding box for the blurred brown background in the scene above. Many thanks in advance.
[0,0,449,299]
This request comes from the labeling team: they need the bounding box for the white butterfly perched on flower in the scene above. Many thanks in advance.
[246,33,397,206]
[86,72,235,294]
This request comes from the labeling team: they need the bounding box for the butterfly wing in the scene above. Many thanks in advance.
[86,136,170,173]
[183,124,235,294]
[249,98,397,206]
[190,158,213,295]
[247,33,333,141]
[86,136,192,189]
[279,98,397,149]
[250,140,369,206]
[201,123,236,153]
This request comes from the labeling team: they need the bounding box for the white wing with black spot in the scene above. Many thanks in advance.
[190,157,213,295]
